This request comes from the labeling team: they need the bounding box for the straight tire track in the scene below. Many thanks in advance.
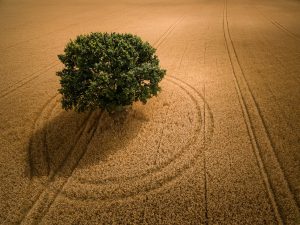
[30,112,104,225]
[203,84,208,225]
[0,7,146,101]
[153,16,185,48]
[20,111,102,225]
[0,61,58,99]
[254,6,300,41]
[227,0,300,209]
[223,0,300,224]
[223,0,283,224]
[28,94,59,178]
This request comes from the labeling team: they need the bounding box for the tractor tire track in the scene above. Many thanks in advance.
[17,94,91,220]
[61,76,214,202]
[153,90,174,166]
[246,5,300,86]
[75,77,202,186]
[0,7,145,101]
[153,43,188,166]
[167,77,215,146]
[1,23,79,51]
[254,6,300,41]
[16,94,95,224]
[153,16,185,49]
[27,94,59,178]
[227,0,300,208]
[74,43,193,186]
[223,0,300,224]
[271,20,300,40]
[0,61,58,100]
[4,95,59,224]
[178,44,189,70]
[229,5,300,124]
[28,112,104,225]
[223,1,282,223]
[20,110,102,225]
[71,15,187,185]
[203,84,208,225]
[0,6,126,52]
[47,111,94,179]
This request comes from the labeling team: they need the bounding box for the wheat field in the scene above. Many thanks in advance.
[0,0,299,224]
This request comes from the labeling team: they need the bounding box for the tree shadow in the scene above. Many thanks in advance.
[27,107,146,179]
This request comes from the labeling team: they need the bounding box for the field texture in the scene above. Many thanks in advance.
[0,0,299,224]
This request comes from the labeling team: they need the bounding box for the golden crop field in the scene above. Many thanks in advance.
[0,0,299,224]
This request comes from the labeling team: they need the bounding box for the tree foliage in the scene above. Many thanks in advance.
[57,32,166,113]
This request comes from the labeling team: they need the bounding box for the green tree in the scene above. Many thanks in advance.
[57,32,166,114]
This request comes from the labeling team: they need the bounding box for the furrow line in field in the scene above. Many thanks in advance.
[9,94,57,224]
[179,41,210,223]
[48,111,94,179]
[178,44,189,70]
[272,20,300,40]
[168,77,215,147]
[21,113,102,224]
[254,16,300,85]
[5,95,59,224]
[153,43,187,166]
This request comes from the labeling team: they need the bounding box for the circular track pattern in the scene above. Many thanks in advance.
[30,76,213,202]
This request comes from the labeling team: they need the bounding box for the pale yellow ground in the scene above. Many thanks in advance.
[0,0,299,224]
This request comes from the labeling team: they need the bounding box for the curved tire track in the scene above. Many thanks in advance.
[71,15,187,186]
[61,76,214,202]
[74,77,202,185]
